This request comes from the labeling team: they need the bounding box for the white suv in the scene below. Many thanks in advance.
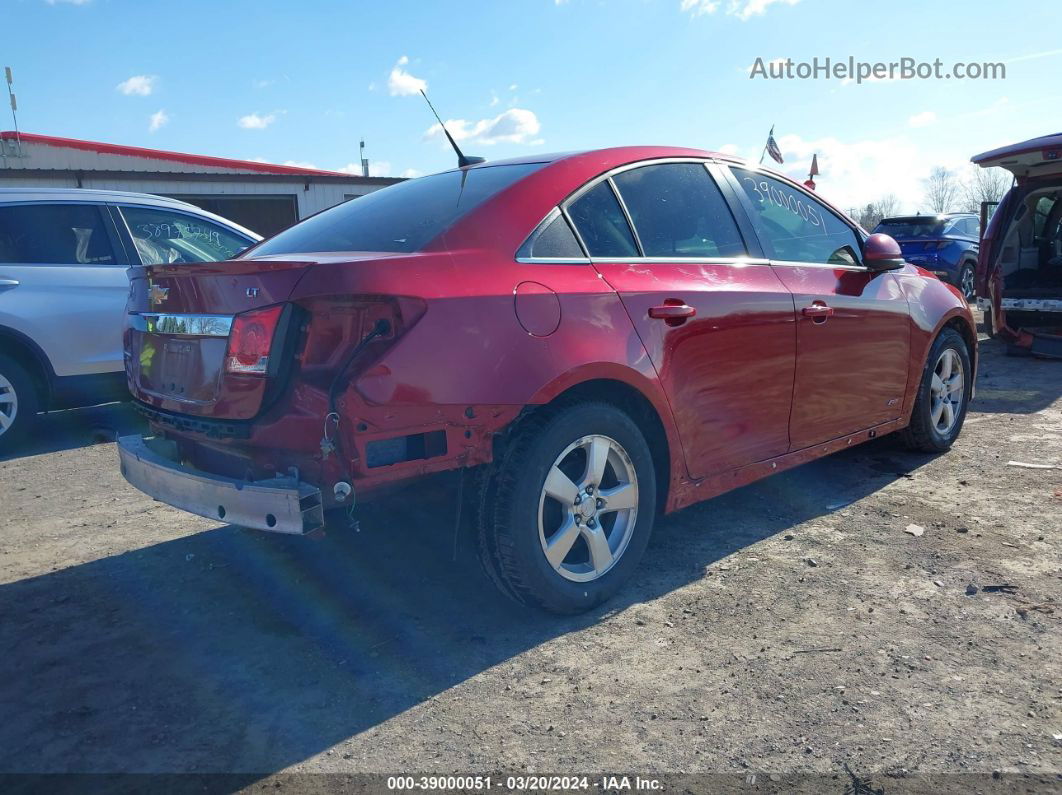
[0,188,260,451]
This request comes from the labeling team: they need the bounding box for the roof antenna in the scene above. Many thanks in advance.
[420,89,484,168]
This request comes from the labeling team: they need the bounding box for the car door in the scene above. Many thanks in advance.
[115,204,256,266]
[0,202,128,377]
[724,166,911,451]
[566,161,796,479]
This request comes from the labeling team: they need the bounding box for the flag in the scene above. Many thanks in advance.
[765,128,783,164]
[809,153,819,177]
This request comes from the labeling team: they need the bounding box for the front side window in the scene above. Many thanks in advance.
[0,204,116,265]
[567,181,639,258]
[251,163,545,256]
[120,206,252,265]
[612,163,746,258]
[732,168,861,265]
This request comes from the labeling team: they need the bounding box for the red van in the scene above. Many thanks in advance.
[973,133,1062,357]
[117,147,976,613]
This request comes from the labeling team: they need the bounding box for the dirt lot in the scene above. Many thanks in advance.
[1,321,1060,789]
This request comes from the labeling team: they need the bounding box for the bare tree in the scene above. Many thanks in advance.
[923,167,960,213]
[850,194,903,229]
[961,165,1012,212]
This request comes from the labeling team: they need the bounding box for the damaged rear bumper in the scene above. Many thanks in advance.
[117,434,325,534]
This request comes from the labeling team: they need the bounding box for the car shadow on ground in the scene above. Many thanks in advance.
[0,402,145,462]
[0,437,935,776]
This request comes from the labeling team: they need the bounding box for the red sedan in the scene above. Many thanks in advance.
[118,146,976,613]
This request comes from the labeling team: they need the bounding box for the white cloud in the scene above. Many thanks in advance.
[682,0,798,19]
[400,168,422,178]
[907,111,937,128]
[424,108,542,146]
[338,160,394,177]
[726,133,969,213]
[45,0,91,5]
[718,143,740,156]
[388,55,427,96]
[238,112,277,130]
[116,75,156,96]
[283,159,318,169]
[148,109,169,133]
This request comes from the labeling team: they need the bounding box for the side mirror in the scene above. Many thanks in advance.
[863,233,905,271]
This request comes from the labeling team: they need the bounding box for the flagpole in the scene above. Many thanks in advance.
[759,124,773,165]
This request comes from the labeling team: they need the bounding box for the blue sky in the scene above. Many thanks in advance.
[4,0,1061,210]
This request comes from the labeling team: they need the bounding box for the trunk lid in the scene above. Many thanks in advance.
[126,257,319,420]
[972,133,1062,179]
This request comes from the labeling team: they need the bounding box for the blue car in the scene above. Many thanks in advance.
[873,213,980,301]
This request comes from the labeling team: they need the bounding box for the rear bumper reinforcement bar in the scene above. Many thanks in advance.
[117,434,325,535]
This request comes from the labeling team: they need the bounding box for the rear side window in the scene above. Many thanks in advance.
[612,163,746,258]
[0,204,116,265]
[732,168,861,265]
[250,163,545,256]
[567,182,639,257]
[524,212,584,259]
[120,206,252,265]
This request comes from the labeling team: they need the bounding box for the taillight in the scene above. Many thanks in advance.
[225,304,284,375]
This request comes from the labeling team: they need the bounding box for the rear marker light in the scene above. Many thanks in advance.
[225,304,283,375]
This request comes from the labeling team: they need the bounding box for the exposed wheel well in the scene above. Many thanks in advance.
[943,316,977,370]
[0,327,51,407]
[514,379,672,514]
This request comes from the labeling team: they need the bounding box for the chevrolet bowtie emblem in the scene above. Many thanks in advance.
[148,284,170,306]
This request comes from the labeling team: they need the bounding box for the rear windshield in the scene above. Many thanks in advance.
[248,162,545,256]
[873,218,947,238]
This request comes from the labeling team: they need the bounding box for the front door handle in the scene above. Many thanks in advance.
[648,303,696,321]
[801,303,834,321]
[0,278,18,295]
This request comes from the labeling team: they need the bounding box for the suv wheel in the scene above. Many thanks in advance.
[477,402,657,614]
[0,355,39,453]
[900,328,972,453]
[958,262,976,302]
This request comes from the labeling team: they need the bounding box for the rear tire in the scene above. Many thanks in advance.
[476,402,657,614]
[900,329,972,453]
[0,355,39,454]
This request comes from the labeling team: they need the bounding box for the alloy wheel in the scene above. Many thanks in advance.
[0,373,17,438]
[930,348,964,435]
[538,434,639,583]
[961,266,975,302]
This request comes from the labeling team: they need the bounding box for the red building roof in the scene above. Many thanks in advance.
[0,130,377,179]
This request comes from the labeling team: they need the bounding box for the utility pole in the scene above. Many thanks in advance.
[360,139,369,178]
[4,66,22,159]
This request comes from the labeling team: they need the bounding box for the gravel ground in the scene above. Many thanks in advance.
[1,321,1059,790]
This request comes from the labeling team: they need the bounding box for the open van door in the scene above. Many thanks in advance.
[972,134,1062,357]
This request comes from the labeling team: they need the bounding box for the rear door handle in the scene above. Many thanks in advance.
[801,304,834,319]
[0,278,18,295]
[648,304,696,320]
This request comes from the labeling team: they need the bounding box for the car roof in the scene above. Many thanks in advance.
[0,187,200,207]
[0,187,262,240]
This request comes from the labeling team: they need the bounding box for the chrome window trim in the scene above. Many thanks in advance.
[515,256,593,264]
[129,312,234,337]
[586,256,771,266]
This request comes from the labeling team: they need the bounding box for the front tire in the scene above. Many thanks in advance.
[0,355,39,454]
[900,328,972,453]
[477,402,657,614]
